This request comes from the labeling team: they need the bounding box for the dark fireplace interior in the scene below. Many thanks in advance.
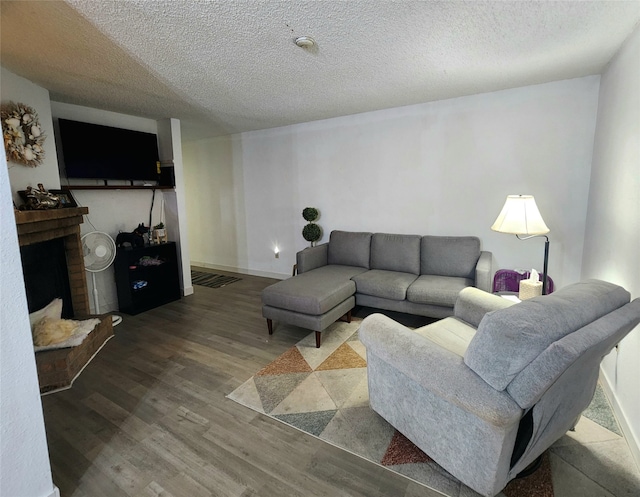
[20,238,74,319]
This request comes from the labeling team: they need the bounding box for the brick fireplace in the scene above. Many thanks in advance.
[16,207,91,316]
[15,207,113,394]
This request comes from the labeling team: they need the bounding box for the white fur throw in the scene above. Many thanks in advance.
[30,298,100,352]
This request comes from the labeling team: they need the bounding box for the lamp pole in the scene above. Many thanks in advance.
[517,233,551,295]
[542,236,549,295]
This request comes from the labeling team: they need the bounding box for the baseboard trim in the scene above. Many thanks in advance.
[600,368,640,472]
[190,261,288,280]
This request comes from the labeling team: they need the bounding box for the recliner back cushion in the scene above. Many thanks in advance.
[370,233,421,274]
[506,299,640,409]
[421,236,480,278]
[327,231,372,268]
[464,280,630,391]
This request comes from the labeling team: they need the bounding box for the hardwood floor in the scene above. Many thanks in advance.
[42,269,441,497]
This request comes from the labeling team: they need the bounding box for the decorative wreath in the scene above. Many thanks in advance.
[1,101,46,167]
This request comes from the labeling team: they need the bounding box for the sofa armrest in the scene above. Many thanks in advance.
[475,250,492,292]
[454,287,515,328]
[359,313,522,427]
[296,243,328,273]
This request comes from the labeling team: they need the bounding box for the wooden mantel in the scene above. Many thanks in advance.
[15,206,88,245]
[15,207,90,320]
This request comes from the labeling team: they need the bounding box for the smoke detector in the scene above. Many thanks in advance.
[295,36,316,48]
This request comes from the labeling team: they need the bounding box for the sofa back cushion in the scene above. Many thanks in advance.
[370,233,421,274]
[421,236,480,278]
[327,231,372,268]
[464,280,630,391]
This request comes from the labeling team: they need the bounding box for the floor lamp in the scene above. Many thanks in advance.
[491,195,551,295]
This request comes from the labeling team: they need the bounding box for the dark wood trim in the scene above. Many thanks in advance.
[15,206,88,225]
[16,224,80,246]
[63,185,174,191]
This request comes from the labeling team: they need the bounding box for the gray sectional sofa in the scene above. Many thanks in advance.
[262,230,492,346]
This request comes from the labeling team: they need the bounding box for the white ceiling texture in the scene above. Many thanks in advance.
[1,1,640,141]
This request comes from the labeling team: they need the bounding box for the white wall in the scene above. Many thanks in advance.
[183,134,250,274]
[1,146,59,497]
[583,25,640,466]
[2,67,61,205]
[185,77,600,286]
[157,118,193,296]
[1,67,58,497]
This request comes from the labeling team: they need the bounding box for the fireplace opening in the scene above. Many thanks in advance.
[20,238,74,319]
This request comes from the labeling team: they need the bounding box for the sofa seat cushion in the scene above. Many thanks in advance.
[407,275,474,307]
[464,279,631,391]
[414,317,476,357]
[262,265,367,315]
[352,269,418,301]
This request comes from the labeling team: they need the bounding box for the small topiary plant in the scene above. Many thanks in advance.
[302,207,322,246]
[302,207,318,222]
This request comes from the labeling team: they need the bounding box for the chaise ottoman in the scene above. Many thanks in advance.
[261,264,367,347]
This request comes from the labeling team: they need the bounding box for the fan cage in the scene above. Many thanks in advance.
[82,232,116,272]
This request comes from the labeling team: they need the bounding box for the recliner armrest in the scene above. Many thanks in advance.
[359,313,522,427]
[475,251,493,292]
[454,287,515,328]
[296,243,328,273]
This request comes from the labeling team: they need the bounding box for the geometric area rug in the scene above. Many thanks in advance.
[227,318,555,497]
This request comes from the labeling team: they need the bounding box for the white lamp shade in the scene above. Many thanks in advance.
[491,195,550,235]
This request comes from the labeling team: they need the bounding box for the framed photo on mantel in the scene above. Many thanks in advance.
[50,189,78,208]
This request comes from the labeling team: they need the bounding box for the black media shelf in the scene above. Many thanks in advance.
[114,242,181,315]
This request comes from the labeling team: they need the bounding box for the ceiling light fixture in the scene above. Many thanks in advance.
[295,36,315,48]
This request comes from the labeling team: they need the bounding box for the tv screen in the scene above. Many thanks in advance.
[58,119,160,181]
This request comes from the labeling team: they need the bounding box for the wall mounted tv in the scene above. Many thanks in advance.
[58,119,160,181]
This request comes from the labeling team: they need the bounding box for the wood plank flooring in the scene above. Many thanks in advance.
[42,269,441,497]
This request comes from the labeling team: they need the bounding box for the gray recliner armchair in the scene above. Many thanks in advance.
[359,279,640,496]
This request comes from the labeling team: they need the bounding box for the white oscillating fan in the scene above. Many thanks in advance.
[81,231,122,326]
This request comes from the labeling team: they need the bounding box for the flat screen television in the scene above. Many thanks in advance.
[57,119,160,181]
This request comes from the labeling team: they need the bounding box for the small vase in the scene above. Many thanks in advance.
[154,229,166,244]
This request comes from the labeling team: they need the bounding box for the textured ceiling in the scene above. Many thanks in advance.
[1,1,639,141]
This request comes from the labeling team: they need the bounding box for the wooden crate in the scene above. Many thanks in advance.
[35,315,114,394]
